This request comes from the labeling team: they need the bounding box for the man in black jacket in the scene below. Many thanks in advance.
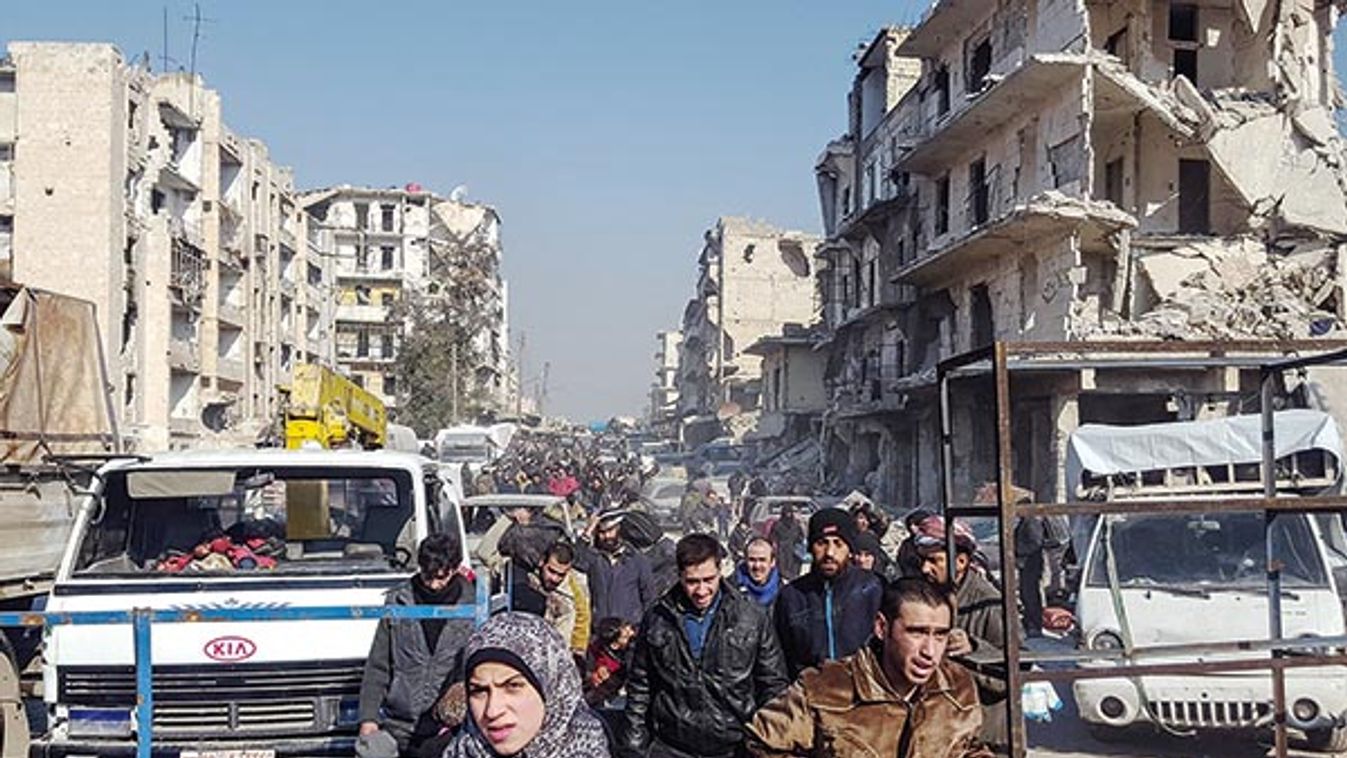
[621,533,789,758]
[774,508,884,679]
[357,533,474,757]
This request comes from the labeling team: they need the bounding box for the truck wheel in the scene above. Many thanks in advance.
[0,635,29,758]
[1086,723,1132,744]
[1305,724,1347,753]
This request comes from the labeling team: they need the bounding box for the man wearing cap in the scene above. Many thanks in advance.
[576,508,655,630]
[915,515,1009,753]
[773,509,884,679]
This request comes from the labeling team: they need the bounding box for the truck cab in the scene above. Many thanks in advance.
[36,448,472,757]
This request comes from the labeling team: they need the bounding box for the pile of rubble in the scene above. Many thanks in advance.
[1110,237,1344,340]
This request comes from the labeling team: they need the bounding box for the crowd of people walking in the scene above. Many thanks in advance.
[355,432,1068,758]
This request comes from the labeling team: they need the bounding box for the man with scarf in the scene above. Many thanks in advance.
[732,537,782,610]
[357,533,475,757]
[622,534,789,758]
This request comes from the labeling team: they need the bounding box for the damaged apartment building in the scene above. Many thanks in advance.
[300,186,512,416]
[674,217,821,448]
[0,42,335,451]
[815,0,1347,506]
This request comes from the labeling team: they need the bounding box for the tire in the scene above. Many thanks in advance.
[0,634,29,758]
[1086,723,1133,744]
[1304,724,1347,753]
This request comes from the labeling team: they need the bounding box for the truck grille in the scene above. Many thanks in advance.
[1147,699,1271,728]
[59,661,359,736]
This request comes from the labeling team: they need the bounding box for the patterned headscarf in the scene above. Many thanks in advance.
[442,612,611,758]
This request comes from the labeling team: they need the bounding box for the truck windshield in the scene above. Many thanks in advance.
[73,467,415,578]
[1086,511,1328,590]
[439,437,490,463]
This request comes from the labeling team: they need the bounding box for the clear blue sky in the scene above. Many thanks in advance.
[6,2,1345,423]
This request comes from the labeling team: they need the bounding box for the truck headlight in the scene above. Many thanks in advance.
[67,708,133,738]
[1090,631,1124,651]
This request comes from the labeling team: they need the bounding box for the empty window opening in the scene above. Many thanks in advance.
[968,158,989,227]
[1178,159,1211,234]
[357,330,369,357]
[1169,3,1199,42]
[381,292,395,308]
[965,38,992,93]
[934,65,951,115]
[970,284,994,349]
[381,333,394,358]
[381,245,395,270]
[935,175,951,235]
[383,374,397,397]
[380,204,395,232]
[356,245,369,271]
[355,203,369,230]
[1048,135,1084,189]
[1105,28,1130,66]
[1104,158,1125,207]
[1173,48,1198,81]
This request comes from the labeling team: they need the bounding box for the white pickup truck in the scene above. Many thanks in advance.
[33,448,474,757]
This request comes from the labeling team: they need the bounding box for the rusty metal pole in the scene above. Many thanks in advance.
[994,341,1025,757]
[939,362,957,586]
[1261,370,1289,758]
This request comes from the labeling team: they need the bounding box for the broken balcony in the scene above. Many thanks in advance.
[896,0,997,59]
[893,191,1135,287]
[900,55,1086,175]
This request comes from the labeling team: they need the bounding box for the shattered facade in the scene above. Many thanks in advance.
[674,216,820,447]
[818,1,1347,506]
[647,330,683,432]
[300,186,512,416]
[742,323,828,465]
[0,42,335,451]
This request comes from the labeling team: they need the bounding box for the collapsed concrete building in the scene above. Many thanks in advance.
[0,42,335,451]
[815,0,1347,506]
[647,330,683,433]
[300,186,512,417]
[674,216,821,448]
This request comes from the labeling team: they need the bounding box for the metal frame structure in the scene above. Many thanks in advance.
[936,340,1347,758]
[0,577,491,758]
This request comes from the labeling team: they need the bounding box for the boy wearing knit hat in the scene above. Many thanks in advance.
[772,508,884,678]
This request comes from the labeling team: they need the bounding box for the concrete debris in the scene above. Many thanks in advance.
[1024,190,1138,228]
[1118,238,1342,340]
[1201,100,1347,236]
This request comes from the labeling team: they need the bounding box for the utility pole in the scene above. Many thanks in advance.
[450,339,459,423]
[538,362,550,418]
[515,331,526,418]
[714,227,727,406]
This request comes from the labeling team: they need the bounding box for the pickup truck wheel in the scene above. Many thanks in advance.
[1305,724,1347,753]
[0,635,29,758]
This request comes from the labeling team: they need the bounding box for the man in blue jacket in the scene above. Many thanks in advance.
[773,508,884,679]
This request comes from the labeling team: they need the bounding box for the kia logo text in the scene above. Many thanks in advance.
[204,636,257,662]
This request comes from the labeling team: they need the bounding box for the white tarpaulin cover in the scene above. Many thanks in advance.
[1067,409,1344,486]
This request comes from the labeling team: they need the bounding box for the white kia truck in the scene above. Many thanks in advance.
[33,448,473,757]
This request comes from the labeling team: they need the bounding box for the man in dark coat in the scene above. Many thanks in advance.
[621,534,789,758]
[916,517,1009,753]
[768,503,805,581]
[357,533,474,756]
[576,509,656,629]
[774,509,884,679]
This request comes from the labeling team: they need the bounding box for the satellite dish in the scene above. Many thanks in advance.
[449,185,469,203]
[716,401,742,420]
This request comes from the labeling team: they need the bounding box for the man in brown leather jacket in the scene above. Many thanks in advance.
[746,578,992,758]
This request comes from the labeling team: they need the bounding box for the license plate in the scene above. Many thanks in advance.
[181,751,276,758]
